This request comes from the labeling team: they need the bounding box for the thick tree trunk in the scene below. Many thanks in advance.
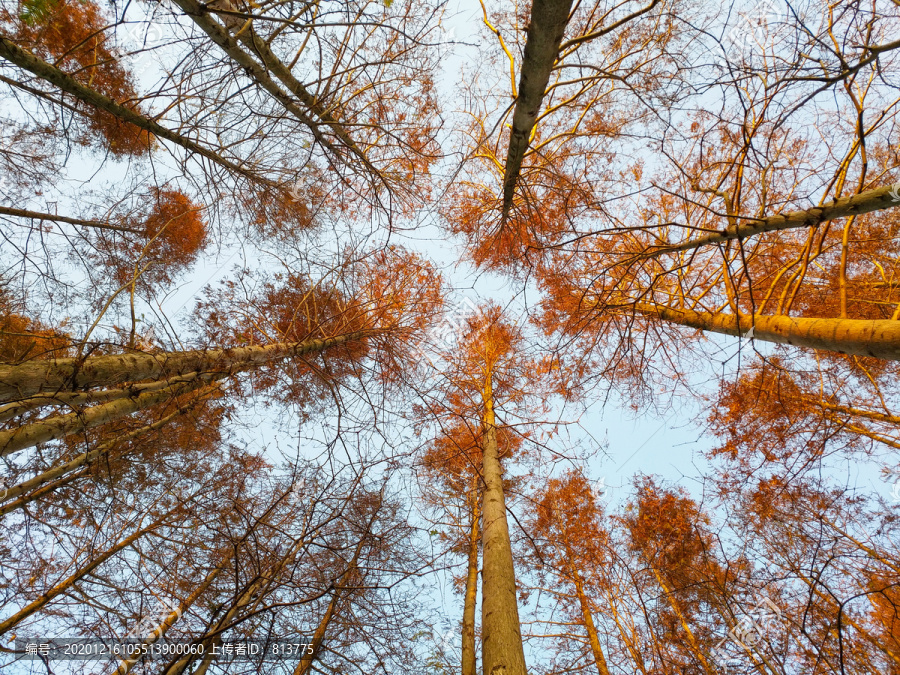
[0,375,216,457]
[0,390,210,515]
[647,183,900,257]
[632,303,900,361]
[501,0,575,222]
[0,331,366,401]
[0,37,273,187]
[462,483,480,675]
[0,376,200,424]
[480,376,528,675]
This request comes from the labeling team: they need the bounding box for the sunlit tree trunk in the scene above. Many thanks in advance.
[462,479,480,675]
[480,373,528,675]
[0,375,216,457]
[0,518,163,635]
[631,303,900,360]
[115,564,226,675]
[0,331,366,400]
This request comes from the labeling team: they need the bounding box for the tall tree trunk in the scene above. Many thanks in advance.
[564,553,611,675]
[501,0,575,222]
[0,331,367,400]
[644,183,900,257]
[480,374,528,675]
[0,388,213,516]
[115,564,226,674]
[648,566,717,675]
[0,375,217,457]
[0,37,273,187]
[462,481,480,675]
[631,303,900,361]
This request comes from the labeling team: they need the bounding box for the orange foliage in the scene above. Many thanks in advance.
[5,0,154,156]
[0,291,70,363]
[533,470,608,572]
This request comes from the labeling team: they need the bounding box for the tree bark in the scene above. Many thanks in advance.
[480,374,528,675]
[568,560,611,675]
[0,389,212,515]
[462,482,480,675]
[115,564,225,674]
[0,375,206,424]
[0,37,274,187]
[644,183,900,256]
[632,303,900,361]
[0,375,216,457]
[174,0,381,182]
[501,0,575,222]
[0,205,142,234]
[0,331,366,401]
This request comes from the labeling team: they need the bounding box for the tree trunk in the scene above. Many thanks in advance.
[0,331,366,401]
[0,390,211,515]
[646,183,900,257]
[480,374,528,675]
[462,482,480,675]
[115,565,225,674]
[632,303,900,361]
[568,562,611,675]
[501,0,575,222]
[0,205,142,234]
[0,375,216,457]
[0,37,273,187]
[0,519,162,635]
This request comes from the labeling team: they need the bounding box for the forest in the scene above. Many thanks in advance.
[0,0,899,673]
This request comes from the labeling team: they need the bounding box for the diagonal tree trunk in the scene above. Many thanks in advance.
[0,517,166,635]
[115,564,226,675]
[0,37,274,187]
[0,386,216,515]
[173,0,383,183]
[501,0,575,222]
[0,375,218,457]
[0,331,367,401]
[480,374,528,675]
[462,479,481,675]
[629,303,900,361]
[643,183,900,258]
